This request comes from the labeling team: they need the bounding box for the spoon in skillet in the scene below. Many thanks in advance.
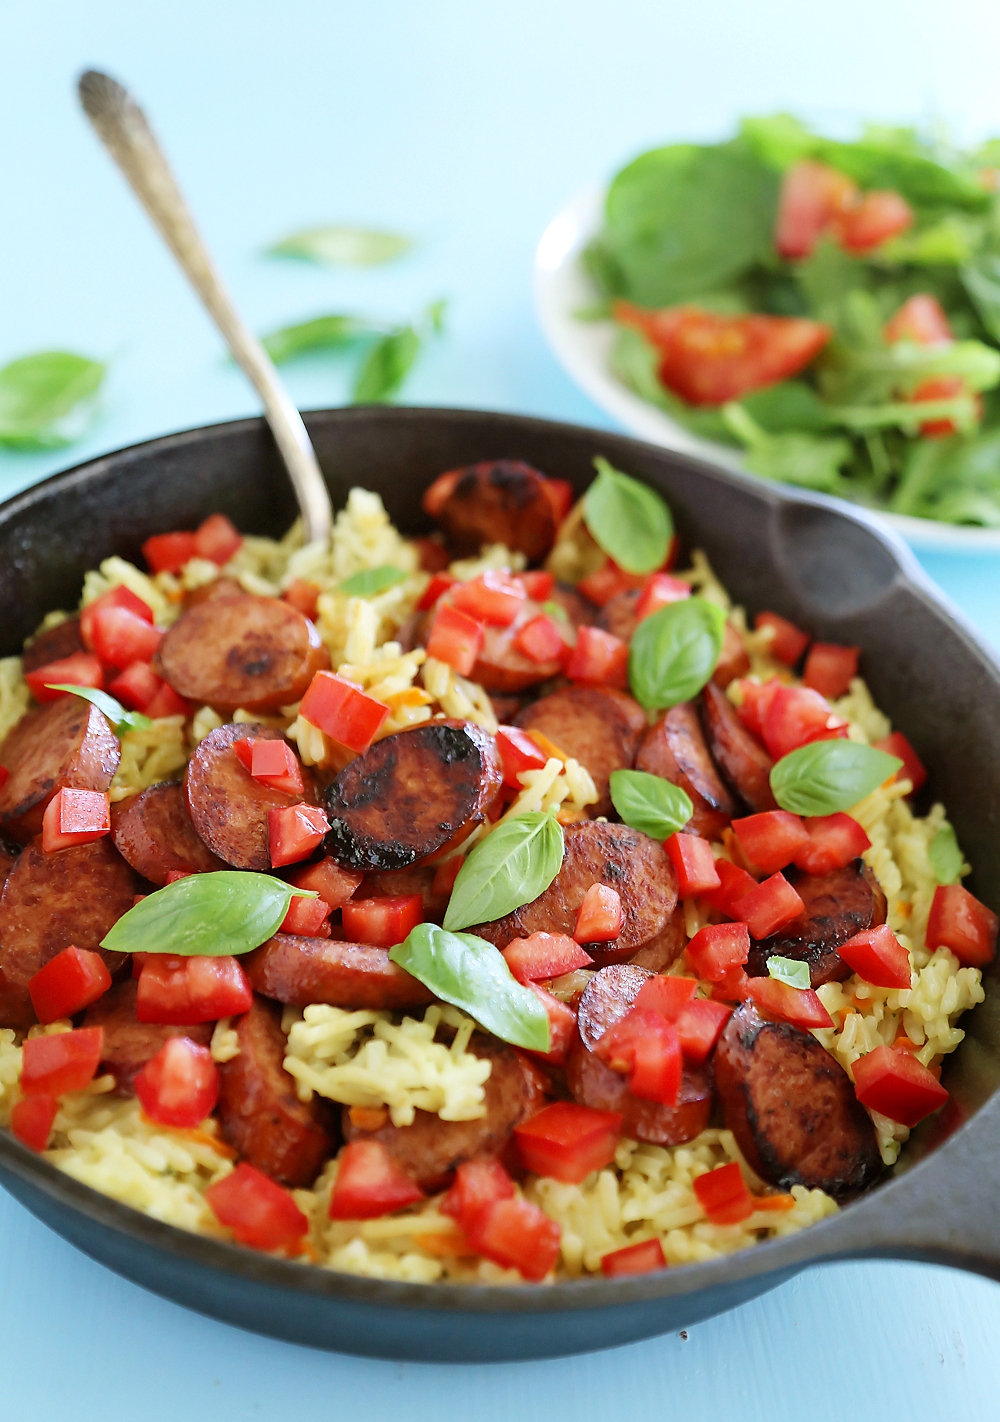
[77,69,333,544]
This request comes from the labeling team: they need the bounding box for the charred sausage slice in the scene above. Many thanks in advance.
[0,836,137,987]
[217,996,334,1187]
[182,576,244,608]
[153,593,330,714]
[82,980,212,1093]
[111,781,224,885]
[0,697,120,841]
[184,723,316,872]
[323,721,502,871]
[597,588,642,644]
[636,703,737,840]
[422,461,557,561]
[746,861,888,987]
[714,1002,882,1198]
[0,968,35,1032]
[515,687,642,818]
[21,616,85,672]
[470,820,678,968]
[245,935,435,1011]
[699,681,777,813]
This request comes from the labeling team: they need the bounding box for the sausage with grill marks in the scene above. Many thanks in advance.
[636,702,737,840]
[111,781,225,886]
[82,980,212,1093]
[0,697,120,842]
[0,847,34,1029]
[422,460,557,562]
[515,687,643,818]
[245,935,435,1011]
[746,860,888,987]
[21,616,85,672]
[699,680,777,813]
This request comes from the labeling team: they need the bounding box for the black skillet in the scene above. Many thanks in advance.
[0,405,998,1362]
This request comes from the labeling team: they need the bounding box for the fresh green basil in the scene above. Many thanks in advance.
[582,456,673,574]
[101,871,313,957]
[929,824,964,885]
[770,741,903,816]
[47,684,152,737]
[609,769,693,839]
[628,597,726,712]
[443,812,564,932]
[389,923,550,1052]
[767,956,811,990]
[339,565,408,597]
[0,351,105,449]
[266,226,413,266]
[352,326,421,404]
[261,315,378,364]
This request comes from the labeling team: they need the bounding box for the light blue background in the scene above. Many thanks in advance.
[3,2,1000,1416]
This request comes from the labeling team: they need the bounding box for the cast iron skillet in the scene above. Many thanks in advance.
[1,406,998,1362]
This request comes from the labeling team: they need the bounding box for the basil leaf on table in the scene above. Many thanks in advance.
[767,956,812,990]
[609,769,693,839]
[0,351,105,450]
[770,741,903,816]
[628,597,726,712]
[582,456,673,574]
[339,565,408,597]
[390,923,550,1052]
[266,226,413,266]
[352,326,422,404]
[47,684,152,737]
[929,824,964,885]
[261,315,378,364]
[443,812,564,932]
[101,872,314,957]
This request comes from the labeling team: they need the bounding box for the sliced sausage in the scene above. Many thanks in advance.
[323,721,502,871]
[0,836,137,987]
[82,980,212,1093]
[0,968,35,1032]
[21,616,85,672]
[548,584,599,629]
[628,904,687,972]
[713,622,751,689]
[341,1033,526,1191]
[699,680,777,813]
[245,935,435,1011]
[423,461,557,562]
[153,593,330,714]
[471,600,573,693]
[746,861,888,987]
[714,1002,882,1199]
[362,865,450,923]
[217,996,335,1187]
[111,781,224,886]
[490,695,526,725]
[597,588,642,644]
[636,703,737,840]
[566,964,713,1146]
[515,687,642,818]
[0,697,120,842]
[598,687,648,740]
[183,576,244,608]
[470,820,678,968]
[184,723,316,872]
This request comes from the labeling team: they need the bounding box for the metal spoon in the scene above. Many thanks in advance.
[78,69,333,544]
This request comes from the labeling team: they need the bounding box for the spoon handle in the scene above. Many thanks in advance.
[78,69,333,544]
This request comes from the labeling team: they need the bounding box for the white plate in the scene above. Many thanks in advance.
[533,186,1000,555]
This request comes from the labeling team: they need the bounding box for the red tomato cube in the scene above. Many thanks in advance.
[753,611,810,666]
[837,190,913,253]
[206,1162,309,1252]
[451,570,526,627]
[465,1195,562,1281]
[873,731,927,794]
[21,1026,104,1096]
[136,954,253,1024]
[514,614,566,665]
[329,1139,425,1219]
[282,579,321,620]
[80,585,155,648]
[341,894,424,948]
[793,813,871,875]
[28,946,112,1023]
[413,537,451,573]
[577,559,645,607]
[731,810,808,876]
[734,677,781,739]
[425,602,485,677]
[837,924,912,989]
[89,605,164,670]
[41,788,111,853]
[144,683,192,719]
[709,966,752,1004]
[852,1045,948,1127]
[573,884,624,943]
[525,982,577,1065]
[234,737,304,796]
[675,998,733,1063]
[600,1237,666,1277]
[632,975,698,1021]
[608,1010,681,1104]
[743,976,833,1029]
[502,932,593,983]
[496,724,549,787]
[665,833,721,897]
[288,858,363,910]
[520,570,555,601]
[193,513,243,565]
[25,652,104,703]
[513,1101,622,1183]
[564,625,628,688]
[732,872,805,940]
[107,660,163,711]
[685,921,751,982]
[280,894,332,937]
[634,572,690,623]
[267,803,331,868]
[299,671,390,755]
[774,160,858,260]
[440,1158,515,1229]
[885,294,953,347]
[803,642,860,700]
[692,1161,754,1224]
[925,884,998,967]
[10,1094,59,1152]
[762,684,848,761]
[540,478,574,525]
[416,571,456,612]
[142,530,197,574]
[134,1035,219,1128]
[914,374,970,437]
[702,860,758,919]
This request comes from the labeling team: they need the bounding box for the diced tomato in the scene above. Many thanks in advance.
[431,854,464,897]
[526,982,576,1065]
[514,614,567,665]
[675,998,733,1064]
[731,810,808,876]
[440,1158,515,1228]
[803,642,859,700]
[734,677,781,739]
[28,946,112,1023]
[20,1026,103,1096]
[692,1161,754,1224]
[521,570,555,601]
[665,833,721,897]
[10,1094,59,1152]
[136,954,253,1024]
[142,530,197,574]
[709,965,752,1003]
[88,605,163,670]
[107,659,162,711]
[193,513,242,565]
[426,602,485,676]
[852,1045,949,1127]
[0,766,9,793]
[80,585,155,648]
[595,1008,682,1104]
[885,294,953,347]
[451,570,526,627]
[837,923,911,989]
[632,974,698,1021]
[761,684,848,760]
[573,884,623,943]
[601,1237,667,1277]
[702,860,758,919]
[513,1101,622,1184]
[925,884,998,967]
[465,1194,562,1281]
[299,671,390,756]
[329,1139,425,1219]
[496,725,549,788]
[288,858,363,910]
[732,872,805,940]
[836,190,913,253]
[540,477,574,525]
[793,813,870,875]
[144,682,192,719]
[774,160,858,260]
[873,731,927,793]
[634,572,690,624]
[743,976,833,1029]
[282,579,321,620]
[41,788,111,853]
[280,894,331,936]
[233,737,304,796]
[502,932,594,983]
[576,558,645,607]
[341,894,424,948]
[206,1162,309,1252]
[564,625,628,688]
[753,612,810,667]
[267,803,330,868]
[416,571,456,612]
[25,652,104,703]
[910,375,977,438]
[685,921,751,982]
[134,1035,219,1128]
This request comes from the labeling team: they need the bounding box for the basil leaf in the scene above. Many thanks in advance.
[339,565,408,597]
[929,824,964,885]
[767,956,811,990]
[443,812,564,931]
[770,741,903,816]
[609,769,693,839]
[101,871,312,957]
[352,326,421,404]
[47,684,152,737]
[0,351,105,450]
[266,226,413,266]
[541,600,571,627]
[389,923,550,1051]
[583,456,673,574]
[261,315,378,364]
[628,597,726,712]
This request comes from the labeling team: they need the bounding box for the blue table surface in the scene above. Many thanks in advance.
[4,2,1000,1416]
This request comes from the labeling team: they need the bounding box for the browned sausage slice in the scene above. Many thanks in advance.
[323,721,502,871]
[82,980,212,1092]
[712,622,751,689]
[470,820,678,968]
[153,593,330,714]
[0,836,137,987]
[21,616,85,672]
[714,1002,882,1198]
[341,1034,526,1191]
[423,461,557,561]
[0,697,120,842]
[245,935,435,1010]
[746,861,888,987]
[628,904,687,972]
[636,703,737,839]
[515,687,642,818]
[597,588,642,644]
[0,968,36,1032]
[182,576,244,608]
[700,681,777,813]
[548,584,599,629]
[217,996,334,1187]
[111,781,224,885]
[184,723,316,872]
